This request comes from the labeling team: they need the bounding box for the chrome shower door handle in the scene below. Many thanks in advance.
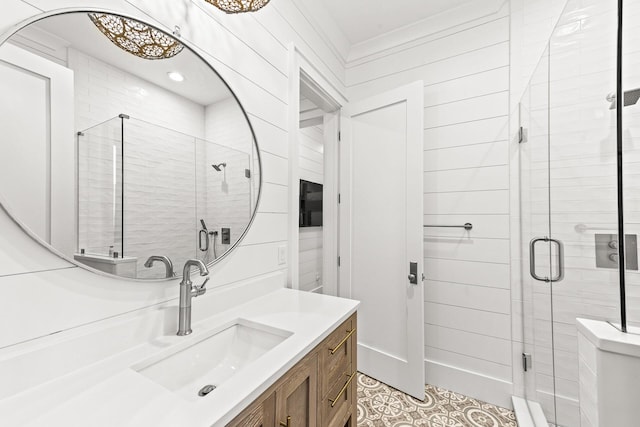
[529,237,550,283]
[550,238,564,283]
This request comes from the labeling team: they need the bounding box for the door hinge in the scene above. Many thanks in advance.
[522,353,532,372]
[338,131,341,141]
[338,193,341,204]
[338,256,341,267]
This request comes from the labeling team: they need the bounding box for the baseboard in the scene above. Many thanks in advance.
[425,359,513,409]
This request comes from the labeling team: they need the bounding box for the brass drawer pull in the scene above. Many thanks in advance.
[328,372,356,407]
[329,328,356,355]
[279,415,291,427]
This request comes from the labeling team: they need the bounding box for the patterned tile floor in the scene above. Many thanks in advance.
[357,373,518,427]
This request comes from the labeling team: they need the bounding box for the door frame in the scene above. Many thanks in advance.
[287,43,347,295]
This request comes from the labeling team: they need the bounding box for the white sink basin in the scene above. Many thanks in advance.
[133,319,292,400]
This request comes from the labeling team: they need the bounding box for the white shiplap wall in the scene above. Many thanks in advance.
[298,125,323,293]
[346,2,513,407]
[0,0,347,350]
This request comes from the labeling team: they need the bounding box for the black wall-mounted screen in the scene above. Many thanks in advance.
[299,179,323,227]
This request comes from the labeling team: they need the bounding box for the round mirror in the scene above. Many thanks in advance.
[0,11,261,280]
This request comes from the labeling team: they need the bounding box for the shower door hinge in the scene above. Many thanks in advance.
[518,127,528,144]
[338,256,341,267]
[338,131,341,141]
[338,193,341,204]
[522,353,532,372]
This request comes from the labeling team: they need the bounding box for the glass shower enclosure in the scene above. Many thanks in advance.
[77,114,255,279]
[517,0,640,425]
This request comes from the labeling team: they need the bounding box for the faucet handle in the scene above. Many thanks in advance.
[192,277,209,297]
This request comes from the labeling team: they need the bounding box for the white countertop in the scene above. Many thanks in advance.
[0,287,359,427]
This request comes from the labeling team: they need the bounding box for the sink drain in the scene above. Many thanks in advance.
[198,384,217,397]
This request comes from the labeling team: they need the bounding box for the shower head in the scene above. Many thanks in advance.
[212,163,227,172]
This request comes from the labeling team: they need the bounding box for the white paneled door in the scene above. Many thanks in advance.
[340,81,424,399]
[0,43,74,256]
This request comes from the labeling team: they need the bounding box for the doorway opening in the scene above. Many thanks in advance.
[287,45,346,297]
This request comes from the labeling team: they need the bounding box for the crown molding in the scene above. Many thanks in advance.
[347,0,508,65]
[289,0,350,66]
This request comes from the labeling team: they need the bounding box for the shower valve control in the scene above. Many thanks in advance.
[595,234,638,270]
[221,228,231,245]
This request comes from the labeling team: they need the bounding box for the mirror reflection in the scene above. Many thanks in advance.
[0,12,260,280]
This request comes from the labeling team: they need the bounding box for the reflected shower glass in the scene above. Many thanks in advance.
[77,116,124,257]
[122,117,197,280]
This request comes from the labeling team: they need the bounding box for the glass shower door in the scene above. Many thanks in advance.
[519,1,620,425]
[519,44,560,426]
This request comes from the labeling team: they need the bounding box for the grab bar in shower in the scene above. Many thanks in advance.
[424,223,473,231]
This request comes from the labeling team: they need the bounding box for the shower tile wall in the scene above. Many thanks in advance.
[551,2,620,424]
[623,0,640,326]
[122,120,197,279]
[202,98,254,261]
[70,49,205,137]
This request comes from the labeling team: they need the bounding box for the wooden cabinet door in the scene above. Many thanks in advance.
[228,392,276,427]
[275,355,318,427]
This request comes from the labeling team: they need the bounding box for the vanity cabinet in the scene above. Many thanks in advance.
[276,355,318,427]
[229,393,276,427]
[227,313,357,427]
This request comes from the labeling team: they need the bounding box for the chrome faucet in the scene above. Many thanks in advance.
[177,259,209,336]
[144,255,175,278]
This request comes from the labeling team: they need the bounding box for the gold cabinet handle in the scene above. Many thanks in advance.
[328,372,356,407]
[329,328,356,355]
[279,416,291,427]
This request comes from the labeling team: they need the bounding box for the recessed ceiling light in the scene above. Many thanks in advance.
[167,71,185,82]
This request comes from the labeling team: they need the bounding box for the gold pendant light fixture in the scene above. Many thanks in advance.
[88,13,184,60]
[205,0,271,14]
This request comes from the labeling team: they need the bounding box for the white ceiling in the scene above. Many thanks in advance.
[321,0,476,45]
[26,13,231,106]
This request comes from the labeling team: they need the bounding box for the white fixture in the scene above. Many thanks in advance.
[134,319,292,401]
[73,253,138,278]
[167,71,184,82]
[577,318,640,427]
